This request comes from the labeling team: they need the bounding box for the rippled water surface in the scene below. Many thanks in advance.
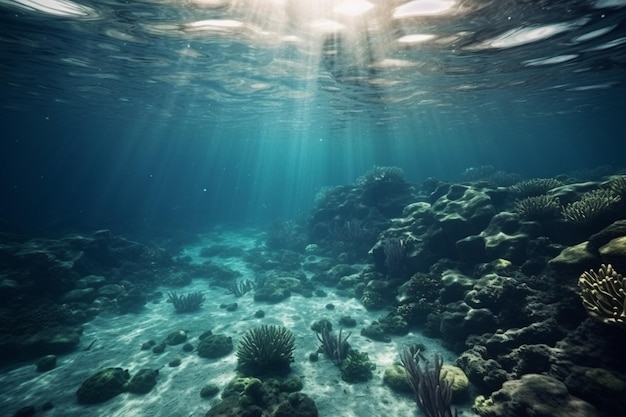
[2,0,625,129]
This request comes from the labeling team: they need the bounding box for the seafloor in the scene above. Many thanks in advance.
[1,165,626,417]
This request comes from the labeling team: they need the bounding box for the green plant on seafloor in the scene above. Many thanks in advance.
[578,264,626,330]
[167,291,205,313]
[236,325,295,376]
[400,347,458,417]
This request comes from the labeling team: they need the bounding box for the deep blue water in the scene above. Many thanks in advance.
[1,0,625,234]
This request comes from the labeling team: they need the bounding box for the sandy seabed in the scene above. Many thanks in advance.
[1,233,478,417]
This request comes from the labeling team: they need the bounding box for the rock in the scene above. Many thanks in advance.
[253,277,301,303]
[200,384,220,398]
[12,406,36,417]
[456,235,487,263]
[61,288,96,303]
[20,326,80,356]
[548,242,599,273]
[473,374,600,417]
[442,365,469,403]
[587,220,626,252]
[599,236,626,270]
[564,365,626,414]
[432,184,496,243]
[360,323,391,342]
[164,330,187,346]
[480,212,531,264]
[126,368,159,394]
[35,354,57,372]
[383,364,411,393]
[197,334,233,359]
[439,302,497,349]
[76,367,130,404]
[273,392,318,417]
[440,270,475,303]
[97,284,125,299]
[457,346,508,392]
[76,274,107,289]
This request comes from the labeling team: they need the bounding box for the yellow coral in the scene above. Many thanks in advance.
[578,264,626,330]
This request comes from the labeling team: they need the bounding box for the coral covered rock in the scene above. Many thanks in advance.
[473,374,599,417]
[76,367,130,404]
[197,334,233,359]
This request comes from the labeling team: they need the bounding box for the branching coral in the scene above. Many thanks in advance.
[578,264,626,330]
[167,291,205,313]
[400,347,458,417]
[562,189,620,224]
[514,195,561,221]
[609,175,626,198]
[509,178,562,197]
[236,325,295,376]
[315,325,351,366]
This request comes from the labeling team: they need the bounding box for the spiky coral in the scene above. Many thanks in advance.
[509,178,562,197]
[167,291,205,313]
[514,195,561,221]
[236,325,295,376]
[562,189,620,224]
[578,264,626,330]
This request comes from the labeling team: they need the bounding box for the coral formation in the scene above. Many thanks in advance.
[167,291,205,313]
[197,333,233,359]
[400,348,458,417]
[562,189,620,225]
[578,264,626,329]
[340,349,375,383]
[236,325,295,376]
[509,178,562,197]
[76,367,131,404]
[513,195,561,221]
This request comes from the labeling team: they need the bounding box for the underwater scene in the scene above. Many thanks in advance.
[1,0,626,416]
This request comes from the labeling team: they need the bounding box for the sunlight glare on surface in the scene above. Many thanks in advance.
[393,0,456,18]
[333,0,375,17]
[1,0,95,16]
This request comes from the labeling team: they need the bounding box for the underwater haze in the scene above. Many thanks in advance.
[2,1,626,417]
[1,0,625,232]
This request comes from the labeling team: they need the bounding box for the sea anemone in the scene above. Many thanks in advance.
[236,325,295,376]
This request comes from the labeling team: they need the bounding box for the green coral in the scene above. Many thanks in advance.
[340,350,375,383]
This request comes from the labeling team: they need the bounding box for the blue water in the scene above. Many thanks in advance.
[1,0,625,233]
